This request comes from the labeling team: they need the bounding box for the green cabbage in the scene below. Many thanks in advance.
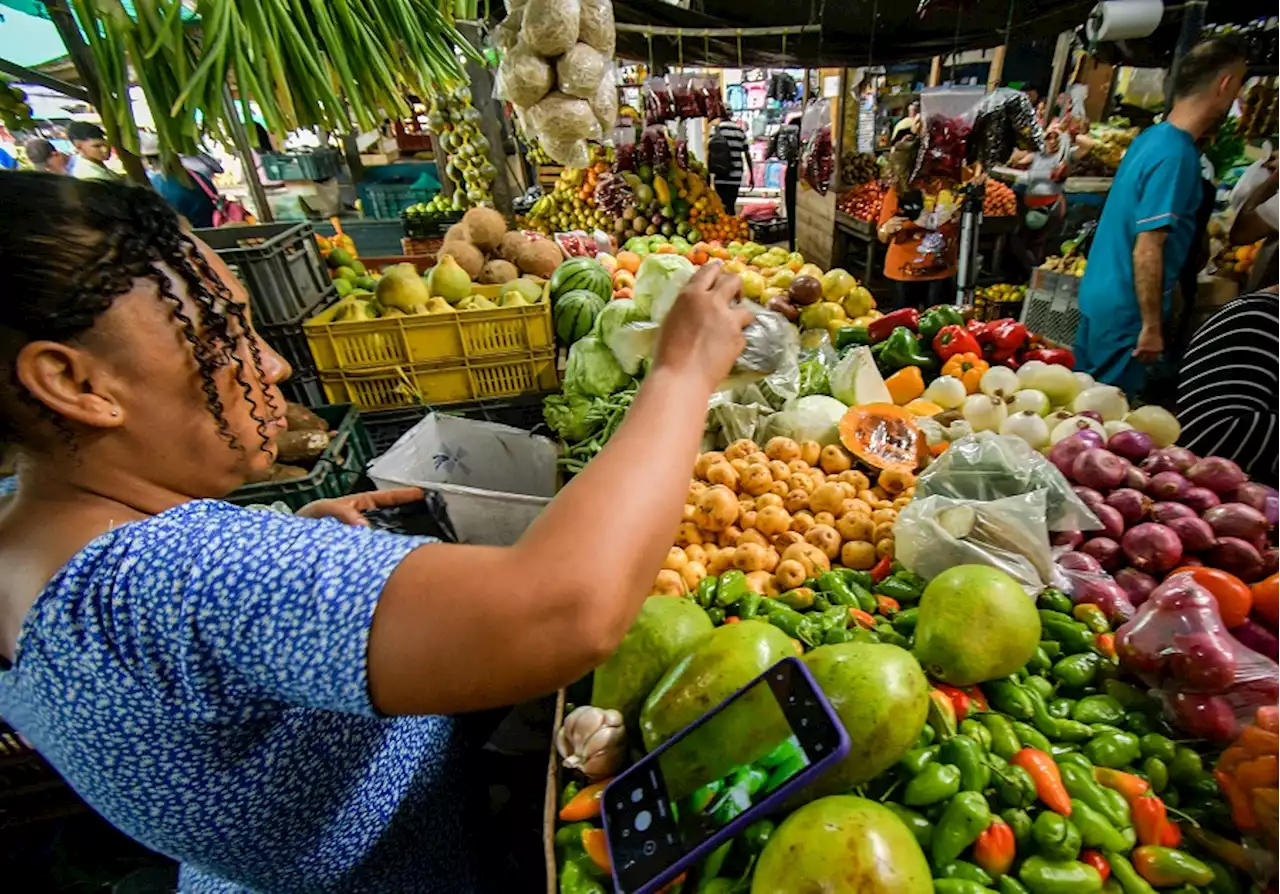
[632,254,694,322]
[564,336,632,398]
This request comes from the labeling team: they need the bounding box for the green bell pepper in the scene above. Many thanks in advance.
[1070,799,1132,853]
[1103,680,1148,711]
[917,725,937,747]
[875,624,910,649]
[876,326,937,371]
[1024,687,1062,739]
[904,762,962,806]
[893,606,920,634]
[1049,743,1079,759]
[900,745,940,776]
[1052,653,1101,689]
[1055,719,1095,743]
[1142,757,1168,794]
[1019,857,1102,894]
[822,626,855,645]
[775,587,815,611]
[932,881,992,894]
[732,591,764,620]
[1138,734,1176,763]
[1123,712,1154,736]
[981,714,1023,759]
[918,304,966,342]
[706,607,726,625]
[1105,852,1157,894]
[560,858,608,894]
[1074,695,1126,725]
[993,764,1038,808]
[1011,721,1053,753]
[1031,811,1082,861]
[761,601,822,646]
[1048,698,1074,720]
[885,803,933,849]
[560,781,583,810]
[838,568,875,591]
[941,735,991,793]
[1055,752,1093,770]
[937,861,994,885]
[1000,808,1033,844]
[743,818,775,852]
[1038,588,1074,614]
[1203,859,1242,894]
[1039,611,1096,654]
[1168,747,1203,783]
[816,571,865,609]
[960,718,993,752]
[1180,770,1222,801]
[715,570,749,608]
[1027,645,1054,674]
[1023,675,1055,700]
[834,325,871,350]
[1059,762,1130,829]
[986,679,1035,720]
[1084,731,1142,770]
[695,575,719,609]
[999,878,1032,894]
[849,627,881,645]
[878,574,923,604]
[932,791,993,867]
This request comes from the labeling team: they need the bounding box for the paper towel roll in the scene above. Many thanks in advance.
[1086,0,1163,42]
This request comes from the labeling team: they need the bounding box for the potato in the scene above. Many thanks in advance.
[839,470,871,492]
[871,508,898,525]
[755,505,793,538]
[894,496,913,510]
[838,499,863,517]
[740,464,774,496]
[707,462,740,491]
[654,569,687,597]
[780,541,831,577]
[745,570,778,597]
[809,469,826,487]
[837,481,857,499]
[847,498,873,516]
[688,480,708,501]
[836,513,874,543]
[813,511,836,528]
[819,444,854,474]
[277,430,331,463]
[738,495,757,512]
[694,452,725,480]
[804,524,841,560]
[730,458,750,477]
[775,559,807,591]
[734,542,770,572]
[746,451,769,467]
[696,485,740,532]
[684,544,709,566]
[809,482,846,516]
[876,538,895,558]
[841,540,877,570]
[680,562,708,591]
[871,485,890,501]
[878,467,916,495]
[724,439,758,462]
[717,525,743,548]
[784,489,810,515]
[767,459,792,481]
[769,480,790,497]
[772,531,804,551]
[737,529,769,549]
[873,521,896,543]
[756,492,784,510]
[674,521,703,547]
[790,510,816,535]
[787,459,811,473]
[682,504,697,522]
[765,437,802,463]
[740,510,759,531]
[761,548,780,574]
[663,547,688,572]
[707,549,735,576]
[788,472,816,493]
[799,440,822,466]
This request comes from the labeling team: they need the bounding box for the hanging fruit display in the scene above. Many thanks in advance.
[430,83,496,211]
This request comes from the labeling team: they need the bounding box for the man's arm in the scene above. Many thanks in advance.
[1132,229,1167,361]
[1231,171,1279,246]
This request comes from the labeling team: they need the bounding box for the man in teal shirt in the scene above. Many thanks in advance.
[1074,37,1247,395]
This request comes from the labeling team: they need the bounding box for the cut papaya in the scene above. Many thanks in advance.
[838,403,925,472]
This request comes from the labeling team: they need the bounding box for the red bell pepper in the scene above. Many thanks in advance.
[867,307,920,343]
[1023,347,1076,369]
[985,318,1029,363]
[966,318,991,342]
[933,683,974,721]
[964,685,988,714]
[973,819,1016,878]
[932,325,982,361]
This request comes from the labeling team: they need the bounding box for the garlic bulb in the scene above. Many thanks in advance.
[556,705,626,780]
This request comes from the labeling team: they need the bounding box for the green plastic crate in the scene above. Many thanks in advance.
[226,403,372,511]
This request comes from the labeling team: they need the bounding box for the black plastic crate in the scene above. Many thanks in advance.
[365,183,436,220]
[365,394,550,456]
[195,222,330,326]
[749,217,789,244]
[261,149,343,181]
[280,372,326,407]
[258,287,338,377]
[402,209,462,239]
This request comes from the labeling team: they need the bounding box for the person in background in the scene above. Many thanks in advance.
[138,133,218,229]
[67,121,121,182]
[1230,159,1279,293]
[24,138,69,174]
[1072,36,1247,397]
[252,121,285,188]
[1176,286,1278,487]
[877,135,959,308]
[779,113,803,251]
[707,117,754,213]
[891,101,921,144]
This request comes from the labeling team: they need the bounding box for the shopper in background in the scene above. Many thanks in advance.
[891,101,921,144]
[24,138,69,175]
[0,174,753,894]
[1072,36,1247,397]
[707,117,753,212]
[139,133,218,229]
[1229,158,1279,293]
[877,134,959,308]
[67,121,121,182]
[777,113,803,250]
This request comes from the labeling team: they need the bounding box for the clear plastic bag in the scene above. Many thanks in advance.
[590,65,618,132]
[557,42,604,99]
[722,305,800,392]
[1115,572,1280,743]
[531,91,599,144]
[538,136,590,169]
[521,0,580,56]
[1053,554,1137,627]
[577,0,615,56]
[916,432,1102,532]
[893,491,1055,595]
[492,10,523,50]
[496,42,553,109]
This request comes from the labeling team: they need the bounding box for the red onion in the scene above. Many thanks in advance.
[1166,516,1217,552]
[1081,536,1123,570]
[1209,537,1265,581]
[1203,503,1269,544]
[1073,486,1107,510]
[1148,471,1190,501]
[1072,575,1136,625]
[1151,501,1197,525]
[1092,504,1127,540]
[1181,555,1205,567]
[1074,448,1129,491]
[1121,522,1184,574]
[1181,487,1221,513]
[1233,619,1280,660]
[1148,446,1198,473]
[1172,691,1238,742]
[1115,567,1159,606]
[1050,431,1106,477]
[1058,550,1103,573]
[1186,456,1247,496]
[1125,466,1150,490]
[1235,482,1279,527]
[1170,631,1239,690]
[1105,488,1152,526]
[1052,530,1085,549]
[1108,429,1155,462]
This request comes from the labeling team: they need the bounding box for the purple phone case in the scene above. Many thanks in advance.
[600,657,850,894]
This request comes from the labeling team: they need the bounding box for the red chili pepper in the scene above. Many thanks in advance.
[875,594,900,615]
[723,616,741,624]
[849,608,877,629]
[933,324,982,361]
[1080,850,1110,883]
[1011,748,1073,815]
[964,686,988,714]
[986,318,1029,362]
[1133,794,1174,847]
[933,682,973,722]
[927,688,958,738]
[867,307,920,343]
[871,554,893,583]
[1023,347,1076,369]
[1162,819,1182,848]
[1094,766,1151,804]
[582,827,613,873]
[973,818,1016,878]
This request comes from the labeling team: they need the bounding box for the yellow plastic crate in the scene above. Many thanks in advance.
[318,350,559,411]
[304,282,552,372]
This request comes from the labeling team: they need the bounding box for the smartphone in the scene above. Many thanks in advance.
[601,657,849,894]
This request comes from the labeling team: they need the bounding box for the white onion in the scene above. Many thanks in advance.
[1073,384,1130,422]
[947,418,974,441]
[1073,371,1096,391]
[979,365,1021,399]
[1001,410,1050,449]
[922,375,967,410]
[1026,363,1081,407]
[1050,414,1107,444]
[1008,388,1051,417]
[1017,360,1047,389]
[963,393,1008,432]
[1125,405,1181,448]
[1103,420,1134,437]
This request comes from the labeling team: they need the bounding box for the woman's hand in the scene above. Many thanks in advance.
[879,216,909,243]
[298,488,425,526]
[652,261,756,392]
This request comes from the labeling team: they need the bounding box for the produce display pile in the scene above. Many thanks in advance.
[837,180,885,222]
[984,180,1019,217]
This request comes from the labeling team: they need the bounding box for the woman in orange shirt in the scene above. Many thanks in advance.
[877,137,960,309]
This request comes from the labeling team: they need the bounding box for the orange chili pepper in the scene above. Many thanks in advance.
[1094,766,1151,803]
[1239,724,1279,758]
[1236,755,1279,791]
[559,780,610,822]
[849,608,877,629]
[1217,745,1250,775]
[973,818,1016,878]
[1011,747,1072,815]
[1216,769,1259,831]
[1132,794,1174,847]
[1095,633,1116,659]
[582,828,612,872]
[876,594,900,615]
[723,615,741,624]
[1251,787,1278,832]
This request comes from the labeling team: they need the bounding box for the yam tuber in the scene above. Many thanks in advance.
[799,440,822,466]
[724,439,758,462]
[775,559,807,590]
[765,437,802,463]
[654,569,686,597]
[740,464,774,496]
[819,444,854,475]
[804,524,841,560]
[694,452,725,480]
[841,540,876,570]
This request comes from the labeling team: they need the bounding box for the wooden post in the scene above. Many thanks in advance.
[986,45,1007,92]
[929,56,942,87]
[1045,31,1074,122]
[461,22,516,216]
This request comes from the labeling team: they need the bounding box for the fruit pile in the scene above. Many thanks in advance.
[974,283,1027,316]
[0,77,34,132]
[1239,83,1278,141]
[838,180,884,222]
[1040,255,1087,277]
[840,151,878,188]
[984,180,1018,217]
[523,144,616,235]
[1212,239,1266,281]
[428,83,495,209]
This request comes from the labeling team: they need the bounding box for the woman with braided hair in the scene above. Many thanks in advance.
[0,174,754,892]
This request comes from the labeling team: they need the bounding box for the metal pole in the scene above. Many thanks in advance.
[1166,1,1208,114]
[0,57,90,102]
[222,85,273,223]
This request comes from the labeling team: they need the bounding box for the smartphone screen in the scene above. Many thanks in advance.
[604,659,845,894]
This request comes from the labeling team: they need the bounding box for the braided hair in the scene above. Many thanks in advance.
[0,172,274,453]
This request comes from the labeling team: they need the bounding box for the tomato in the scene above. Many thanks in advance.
[1252,573,1279,627]
[1171,566,1253,628]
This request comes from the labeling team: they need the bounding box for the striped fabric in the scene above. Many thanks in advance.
[1176,292,1279,486]
[716,122,748,182]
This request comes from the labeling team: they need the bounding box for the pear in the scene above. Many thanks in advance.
[375,263,429,312]
[500,290,530,308]
[426,297,455,314]
[428,253,474,304]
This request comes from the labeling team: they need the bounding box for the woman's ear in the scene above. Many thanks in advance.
[14,341,124,430]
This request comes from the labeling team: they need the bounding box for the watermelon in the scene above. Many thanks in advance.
[549,257,611,304]
[554,289,607,345]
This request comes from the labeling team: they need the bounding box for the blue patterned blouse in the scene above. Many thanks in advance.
[0,500,480,893]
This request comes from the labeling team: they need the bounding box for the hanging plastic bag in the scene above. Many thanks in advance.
[496,43,554,109]
[557,43,605,100]
[577,0,616,56]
